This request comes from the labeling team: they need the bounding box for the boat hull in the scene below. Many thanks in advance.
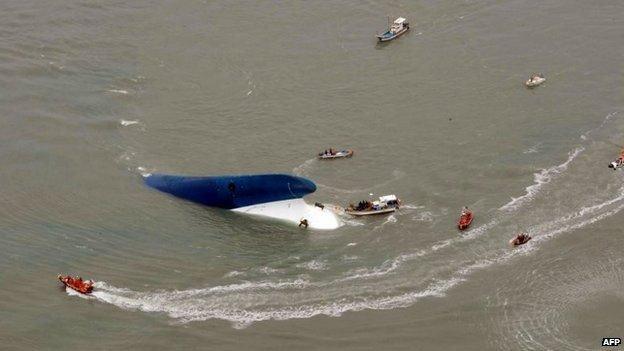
[525,77,545,87]
[58,276,93,294]
[346,207,396,216]
[233,198,341,230]
[377,26,409,42]
[509,235,532,246]
[144,173,341,229]
[318,150,354,160]
[144,173,316,210]
[458,213,473,230]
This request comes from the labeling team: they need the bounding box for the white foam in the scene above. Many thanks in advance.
[83,172,624,330]
[120,119,139,126]
[89,186,624,329]
[383,214,397,225]
[500,147,584,211]
[523,143,541,154]
[296,260,328,271]
[224,270,244,278]
[108,89,129,95]
[255,266,281,275]
[412,211,434,222]
[339,250,426,282]
[89,276,462,329]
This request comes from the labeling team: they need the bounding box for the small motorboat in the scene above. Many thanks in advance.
[608,158,624,170]
[346,194,400,216]
[525,74,545,88]
[509,233,532,247]
[457,210,474,230]
[377,17,409,42]
[318,149,354,160]
[608,151,624,170]
[58,274,94,294]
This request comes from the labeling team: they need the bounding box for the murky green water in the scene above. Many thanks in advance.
[1,1,623,349]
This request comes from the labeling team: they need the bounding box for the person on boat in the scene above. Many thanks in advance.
[461,206,471,216]
[516,233,527,243]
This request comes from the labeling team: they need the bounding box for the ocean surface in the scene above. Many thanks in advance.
[1,1,623,350]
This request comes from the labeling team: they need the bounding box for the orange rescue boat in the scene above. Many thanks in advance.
[457,210,473,230]
[58,274,94,294]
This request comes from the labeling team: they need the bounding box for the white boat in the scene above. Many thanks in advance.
[377,17,409,42]
[318,149,354,160]
[525,74,546,87]
[608,154,624,170]
[345,194,400,216]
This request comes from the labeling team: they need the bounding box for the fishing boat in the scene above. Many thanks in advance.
[318,149,354,160]
[525,74,545,87]
[457,210,473,230]
[509,233,532,247]
[346,194,400,216]
[58,274,94,294]
[377,17,409,42]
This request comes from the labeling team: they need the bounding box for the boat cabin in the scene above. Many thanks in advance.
[391,17,408,33]
[378,194,399,207]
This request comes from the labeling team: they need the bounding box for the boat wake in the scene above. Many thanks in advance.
[87,180,624,329]
[81,113,624,329]
[499,146,584,212]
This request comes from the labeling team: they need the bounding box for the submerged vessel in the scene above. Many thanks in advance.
[144,173,341,230]
[58,274,93,294]
[318,149,354,160]
[377,17,409,42]
[525,74,545,87]
[346,194,400,216]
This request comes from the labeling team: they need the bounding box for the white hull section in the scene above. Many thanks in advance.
[232,198,341,230]
[526,77,545,87]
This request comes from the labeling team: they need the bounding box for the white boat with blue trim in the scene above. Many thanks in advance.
[377,17,409,42]
[345,195,401,216]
